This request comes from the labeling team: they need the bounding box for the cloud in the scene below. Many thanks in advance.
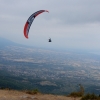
[0,0,100,51]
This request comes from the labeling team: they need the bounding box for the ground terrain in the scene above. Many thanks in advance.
[0,90,81,100]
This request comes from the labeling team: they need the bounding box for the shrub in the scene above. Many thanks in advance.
[68,84,84,97]
[68,91,83,97]
[26,89,39,95]
[81,93,99,100]
[0,87,11,90]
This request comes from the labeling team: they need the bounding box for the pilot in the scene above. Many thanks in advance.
[48,38,52,42]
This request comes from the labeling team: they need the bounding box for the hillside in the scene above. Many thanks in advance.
[0,90,81,100]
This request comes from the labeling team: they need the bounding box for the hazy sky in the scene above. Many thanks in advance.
[0,0,100,51]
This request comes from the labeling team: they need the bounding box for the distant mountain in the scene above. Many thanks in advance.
[0,37,17,47]
[0,37,40,50]
[0,37,27,49]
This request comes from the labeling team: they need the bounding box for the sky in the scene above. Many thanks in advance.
[0,0,100,51]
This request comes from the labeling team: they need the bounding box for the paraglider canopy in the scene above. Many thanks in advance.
[24,10,49,39]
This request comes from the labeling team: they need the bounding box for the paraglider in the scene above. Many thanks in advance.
[24,10,49,39]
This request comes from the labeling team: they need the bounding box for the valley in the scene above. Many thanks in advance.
[0,45,100,95]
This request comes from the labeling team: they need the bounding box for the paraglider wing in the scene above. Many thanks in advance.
[24,10,49,39]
